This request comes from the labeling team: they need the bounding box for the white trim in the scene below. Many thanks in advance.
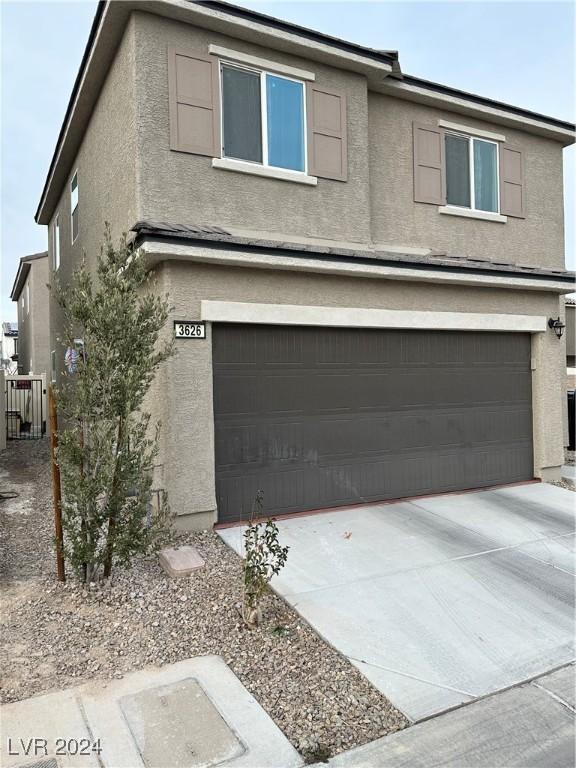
[140,240,572,294]
[439,120,506,142]
[209,44,315,81]
[439,206,507,223]
[201,300,547,333]
[212,157,317,185]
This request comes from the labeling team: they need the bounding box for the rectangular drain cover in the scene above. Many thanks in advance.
[11,760,58,768]
[120,678,245,768]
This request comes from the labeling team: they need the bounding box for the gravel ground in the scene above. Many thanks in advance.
[0,440,407,762]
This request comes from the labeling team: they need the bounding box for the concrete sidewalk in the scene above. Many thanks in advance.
[322,664,576,768]
[1,656,302,768]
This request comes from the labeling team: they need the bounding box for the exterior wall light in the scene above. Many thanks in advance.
[548,317,566,339]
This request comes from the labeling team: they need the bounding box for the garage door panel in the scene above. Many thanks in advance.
[213,325,534,522]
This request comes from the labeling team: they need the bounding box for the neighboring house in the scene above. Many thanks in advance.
[1,322,18,373]
[35,1,575,529]
[566,298,576,388]
[10,252,50,376]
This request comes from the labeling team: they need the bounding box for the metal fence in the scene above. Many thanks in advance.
[5,375,46,440]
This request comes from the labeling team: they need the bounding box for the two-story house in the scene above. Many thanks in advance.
[35,0,575,530]
[10,251,50,377]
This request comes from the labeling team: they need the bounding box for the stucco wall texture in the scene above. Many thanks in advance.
[47,17,139,377]
[16,257,50,376]
[369,97,566,269]
[132,11,566,269]
[155,260,565,528]
[133,11,371,245]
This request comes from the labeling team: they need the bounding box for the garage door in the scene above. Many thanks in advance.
[213,324,533,523]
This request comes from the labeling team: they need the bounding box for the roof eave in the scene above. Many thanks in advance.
[378,78,575,145]
[10,261,31,302]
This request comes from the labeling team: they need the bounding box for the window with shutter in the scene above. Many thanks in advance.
[168,47,220,157]
[307,85,347,181]
[413,123,446,205]
[500,146,525,218]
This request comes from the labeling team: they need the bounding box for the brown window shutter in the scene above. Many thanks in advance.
[168,47,220,157]
[500,145,525,218]
[307,84,348,181]
[413,123,446,204]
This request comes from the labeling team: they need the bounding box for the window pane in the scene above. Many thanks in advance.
[71,174,78,211]
[266,75,305,171]
[72,207,79,242]
[445,134,470,207]
[222,66,262,163]
[473,139,498,212]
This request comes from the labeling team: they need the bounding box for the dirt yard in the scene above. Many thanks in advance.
[0,439,407,762]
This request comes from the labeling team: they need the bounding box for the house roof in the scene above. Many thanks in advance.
[10,251,48,302]
[35,0,575,226]
[131,220,576,287]
[2,322,18,337]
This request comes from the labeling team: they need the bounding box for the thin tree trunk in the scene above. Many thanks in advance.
[79,418,87,583]
[103,415,124,579]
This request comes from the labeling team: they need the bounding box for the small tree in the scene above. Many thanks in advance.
[54,227,174,583]
[243,491,289,627]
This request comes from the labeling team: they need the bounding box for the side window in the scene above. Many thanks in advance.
[53,215,61,270]
[70,172,79,243]
[25,283,30,315]
[51,350,56,382]
[221,64,306,173]
[445,133,499,213]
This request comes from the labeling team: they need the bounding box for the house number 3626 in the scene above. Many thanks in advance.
[174,321,206,339]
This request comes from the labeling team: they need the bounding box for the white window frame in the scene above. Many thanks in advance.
[25,283,30,315]
[70,170,79,244]
[53,215,61,271]
[219,61,309,176]
[445,131,500,215]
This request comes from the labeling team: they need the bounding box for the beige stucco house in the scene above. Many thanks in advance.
[35,1,575,529]
[10,251,50,377]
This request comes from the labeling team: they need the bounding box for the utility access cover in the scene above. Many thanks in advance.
[120,679,245,768]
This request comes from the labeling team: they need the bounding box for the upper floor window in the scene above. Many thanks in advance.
[220,63,306,173]
[70,172,79,243]
[445,133,499,214]
[53,215,61,271]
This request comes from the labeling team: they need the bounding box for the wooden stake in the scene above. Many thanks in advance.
[48,384,65,582]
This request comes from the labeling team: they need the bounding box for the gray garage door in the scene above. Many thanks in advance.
[213,325,533,523]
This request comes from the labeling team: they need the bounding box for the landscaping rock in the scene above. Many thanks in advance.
[0,440,408,760]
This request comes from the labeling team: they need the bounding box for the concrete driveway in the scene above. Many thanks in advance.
[219,483,575,721]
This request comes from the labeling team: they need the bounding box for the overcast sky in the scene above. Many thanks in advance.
[1,0,574,321]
